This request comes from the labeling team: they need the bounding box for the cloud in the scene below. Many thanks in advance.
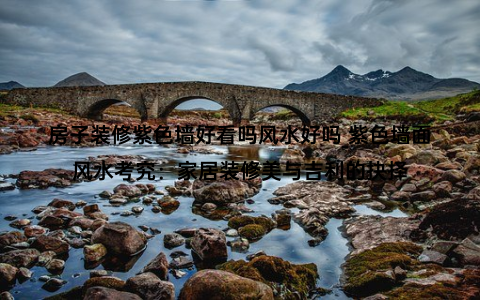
[0,0,478,88]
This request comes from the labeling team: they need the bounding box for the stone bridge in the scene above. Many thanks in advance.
[4,81,383,125]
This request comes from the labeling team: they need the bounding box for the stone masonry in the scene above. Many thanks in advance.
[4,81,383,125]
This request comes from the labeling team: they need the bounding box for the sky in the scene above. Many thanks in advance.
[0,0,479,89]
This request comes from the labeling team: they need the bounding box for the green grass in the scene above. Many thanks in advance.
[341,101,425,119]
[0,103,69,118]
[415,90,480,114]
[341,90,480,123]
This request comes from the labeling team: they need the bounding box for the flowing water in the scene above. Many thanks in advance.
[0,142,406,299]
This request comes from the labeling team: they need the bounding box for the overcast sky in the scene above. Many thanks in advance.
[0,0,479,88]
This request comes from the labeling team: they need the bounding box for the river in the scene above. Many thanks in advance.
[0,141,406,299]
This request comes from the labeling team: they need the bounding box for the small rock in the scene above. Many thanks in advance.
[201,203,217,211]
[141,252,169,280]
[9,218,31,229]
[24,225,47,238]
[17,267,32,279]
[440,169,466,183]
[225,229,238,237]
[164,233,185,249]
[139,225,149,232]
[169,256,194,269]
[3,215,17,221]
[418,249,448,265]
[90,269,111,278]
[99,191,112,199]
[227,238,249,252]
[84,244,108,263]
[174,228,198,238]
[132,206,144,214]
[46,258,65,274]
[150,228,161,235]
[38,251,56,266]
[171,269,186,279]
[42,278,66,291]
[75,200,87,207]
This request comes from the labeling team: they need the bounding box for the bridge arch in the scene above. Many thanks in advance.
[252,104,311,126]
[85,98,147,121]
[158,96,241,126]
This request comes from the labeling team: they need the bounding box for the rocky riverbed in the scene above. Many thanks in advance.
[0,108,479,299]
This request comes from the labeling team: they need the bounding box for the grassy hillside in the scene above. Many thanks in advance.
[414,90,480,114]
[341,90,480,123]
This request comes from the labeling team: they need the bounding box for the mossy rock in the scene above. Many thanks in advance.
[218,255,319,299]
[385,282,479,299]
[228,215,275,232]
[343,242,422,297]
[238,224,266,240]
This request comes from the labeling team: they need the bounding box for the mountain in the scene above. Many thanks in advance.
[0,81,24,90]
[54,72,106,87]
[285,65,480,100]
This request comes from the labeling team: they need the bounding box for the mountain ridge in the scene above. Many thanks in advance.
[284,65,480,100]
[0,81,24,91]
[54,72,106,87]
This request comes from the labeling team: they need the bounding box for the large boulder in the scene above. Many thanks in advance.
[418,198,480,240]
[92,222,147,256]
[179,269,273,300]
[0,249,40,268]
[218,255,318,298]
[83,287,141,300]
[344,216,421,255]
[192,173,262,204]
[191,228,227,261]
[125,272,175,300]
[0,231,27,249]
[31,235,69,255]
[16,168,80,189]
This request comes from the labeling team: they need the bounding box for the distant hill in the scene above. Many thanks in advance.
[0,81,24,90]
[285,65,480,100]
[176,107,207,111]
[54,72,105,87]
